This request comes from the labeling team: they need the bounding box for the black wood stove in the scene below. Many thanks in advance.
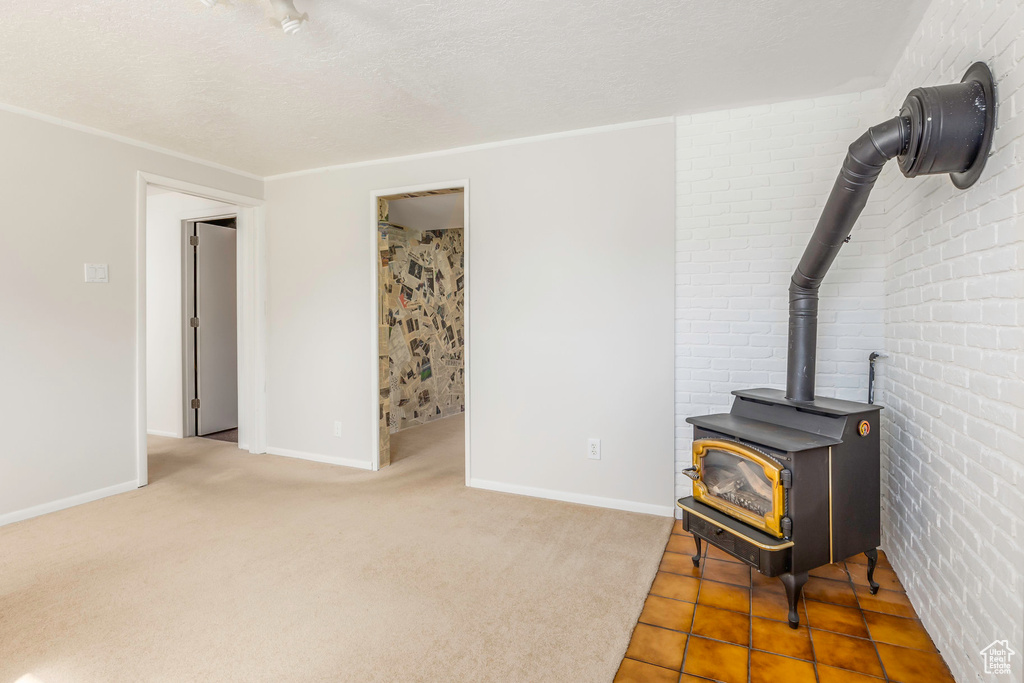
[680,390,881,628]
[678,63,997,629]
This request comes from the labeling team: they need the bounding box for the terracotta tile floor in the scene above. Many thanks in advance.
[616,521,956,683]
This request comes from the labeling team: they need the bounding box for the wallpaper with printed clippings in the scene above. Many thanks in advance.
[377,208,464,452]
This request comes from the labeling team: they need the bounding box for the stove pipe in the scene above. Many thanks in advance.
[785,62,996,403]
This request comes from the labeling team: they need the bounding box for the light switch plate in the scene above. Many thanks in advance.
[84,263,109,283]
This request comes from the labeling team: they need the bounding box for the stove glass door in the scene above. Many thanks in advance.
[692,439,785,538]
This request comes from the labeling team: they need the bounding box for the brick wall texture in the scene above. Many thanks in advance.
[675,1,1024,680]
[876,1,1024,679]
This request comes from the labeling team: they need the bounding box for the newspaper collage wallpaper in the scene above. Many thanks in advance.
[377,198,465,466]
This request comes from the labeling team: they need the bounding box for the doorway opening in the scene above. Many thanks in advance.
[145,187,240,445]
[136,173,266,486]
[373,184,469,474]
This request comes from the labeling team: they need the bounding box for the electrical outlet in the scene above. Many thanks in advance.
[333,421,343,437]
[588,438,601,460]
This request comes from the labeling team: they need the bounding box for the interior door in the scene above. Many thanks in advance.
[196,221,238,435]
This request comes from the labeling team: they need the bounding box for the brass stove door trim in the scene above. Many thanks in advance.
[691,439,786,538]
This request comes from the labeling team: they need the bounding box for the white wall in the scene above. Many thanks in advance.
[0,108,261,524]
[145,191,234,437]
[674,90,889,502]
[265,121,677,515]
[875,1,1024,677]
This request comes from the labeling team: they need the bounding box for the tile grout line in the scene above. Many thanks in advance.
[653,576,930,644]
[748,564,754,683]
[677,538,706,678]
[638,631,831,666]
[850,558,891,682]
[674,531,686,683]
[807,568,823,683]
[636,539,936,682]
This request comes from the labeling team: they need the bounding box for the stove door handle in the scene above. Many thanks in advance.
[682,466,700,481]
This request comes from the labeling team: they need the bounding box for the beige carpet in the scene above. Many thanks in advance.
[0,416,671,682]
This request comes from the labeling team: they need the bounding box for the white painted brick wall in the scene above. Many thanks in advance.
[874,1,1024,679]
[675,2,1024,680]
[675,90,889,504]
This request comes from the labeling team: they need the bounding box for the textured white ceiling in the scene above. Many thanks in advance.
[388,193,464,232]
[0,0,930,176]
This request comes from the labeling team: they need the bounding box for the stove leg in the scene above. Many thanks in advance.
[691,534,702,568]
[865,549,880,595]
[780,571,808,629]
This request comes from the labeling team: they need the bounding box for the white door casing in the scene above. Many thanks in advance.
[136,172,266,486]
[369,180,470,481]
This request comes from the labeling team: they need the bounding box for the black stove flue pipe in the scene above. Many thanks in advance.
[785,62,996,403]
[786,117,907,402]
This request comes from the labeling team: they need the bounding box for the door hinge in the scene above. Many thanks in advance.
[189,235,199,246]
[191,398,201,409]
[190,317,199,328]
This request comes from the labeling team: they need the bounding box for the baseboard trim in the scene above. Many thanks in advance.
[146,429,180,438]
[0,480,139,527]
[468,478,674,517]
[265,446,373,471]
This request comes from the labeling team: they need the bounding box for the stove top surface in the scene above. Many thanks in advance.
[685,413,842,452]
[732,388,883,416]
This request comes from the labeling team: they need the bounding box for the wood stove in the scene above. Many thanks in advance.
[678,63,996,629]
[679,388,881,628]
